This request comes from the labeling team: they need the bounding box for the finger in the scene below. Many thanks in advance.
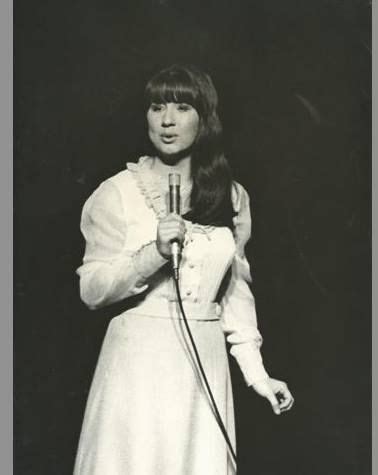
[265,390,281,415]
[159,222,186,233]
[276,387,293,405]
[159,225,186,237]
[160,225,186,237]
[160,218,185,227]
[277,388,294,409]
[158,218,178,228]
[165,213,185,223]
[159,229,185,240]
[160,231,186,244]
[280,402,294,413]
[280,397,295,412]
[273,381,288,392]
[280,397,293,409]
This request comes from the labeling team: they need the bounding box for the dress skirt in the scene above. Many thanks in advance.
[73,301,236,475]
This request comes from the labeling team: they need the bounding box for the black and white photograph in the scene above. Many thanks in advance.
[14,1,371,474]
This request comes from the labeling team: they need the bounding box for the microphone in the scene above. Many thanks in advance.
[169,173,181,280]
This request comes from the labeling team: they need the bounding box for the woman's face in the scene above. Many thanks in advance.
[147,102,200,157]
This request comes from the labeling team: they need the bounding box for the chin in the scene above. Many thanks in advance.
[155,145,194,162]
[159,146,181,156]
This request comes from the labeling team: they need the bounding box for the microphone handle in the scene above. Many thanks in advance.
[169,184,181,214]
[169,175,181,279]
[171,241,180,277]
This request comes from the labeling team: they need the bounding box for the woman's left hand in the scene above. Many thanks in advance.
[251,378,294,415]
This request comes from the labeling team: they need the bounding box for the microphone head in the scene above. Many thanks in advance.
[169,173,181,187]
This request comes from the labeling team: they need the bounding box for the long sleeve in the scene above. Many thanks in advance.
[220,183,270,386]
[77,180,168,310]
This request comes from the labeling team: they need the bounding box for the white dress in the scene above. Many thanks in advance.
[73,156,270,475]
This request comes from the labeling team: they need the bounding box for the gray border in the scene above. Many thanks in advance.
[373,0,376,474]
[0,0,12,473]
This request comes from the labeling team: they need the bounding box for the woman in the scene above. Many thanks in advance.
[74,64,294,474]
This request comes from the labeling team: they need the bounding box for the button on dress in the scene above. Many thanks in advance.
[73,156,269,475]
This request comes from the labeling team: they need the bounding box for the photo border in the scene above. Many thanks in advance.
[0,0,13,473]
[372,1,376,474]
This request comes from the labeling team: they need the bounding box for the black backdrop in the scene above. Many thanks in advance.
[14,1,371,474]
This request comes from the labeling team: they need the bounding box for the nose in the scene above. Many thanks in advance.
[161,104,176,127]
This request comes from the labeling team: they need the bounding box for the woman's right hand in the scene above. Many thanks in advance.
[156,213,186,259]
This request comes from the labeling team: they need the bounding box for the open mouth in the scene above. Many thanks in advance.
[161,134,177,143]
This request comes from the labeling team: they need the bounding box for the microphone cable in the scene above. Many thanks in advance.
[172,273,238,468]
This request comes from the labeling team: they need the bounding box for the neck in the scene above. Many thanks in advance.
[152,155,192,185]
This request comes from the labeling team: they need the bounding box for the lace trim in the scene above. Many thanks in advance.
[127,156,215,239]
[185,221,214,243]
[127,156,167,218]
[127,156,193,218]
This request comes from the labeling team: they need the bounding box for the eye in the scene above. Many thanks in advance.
[149,103,164,112]
[177,103,192,112]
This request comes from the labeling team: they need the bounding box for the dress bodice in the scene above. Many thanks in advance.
[108,156,237,305]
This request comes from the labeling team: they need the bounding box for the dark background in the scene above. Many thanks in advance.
[14,1,371,474]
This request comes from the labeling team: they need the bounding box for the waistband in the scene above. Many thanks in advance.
[121,298,222,321]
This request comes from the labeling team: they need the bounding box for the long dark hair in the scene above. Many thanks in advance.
[145,64,235,229]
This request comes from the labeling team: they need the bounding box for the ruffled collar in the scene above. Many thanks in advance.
[126,156,192,219]
[126,156,215,240]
